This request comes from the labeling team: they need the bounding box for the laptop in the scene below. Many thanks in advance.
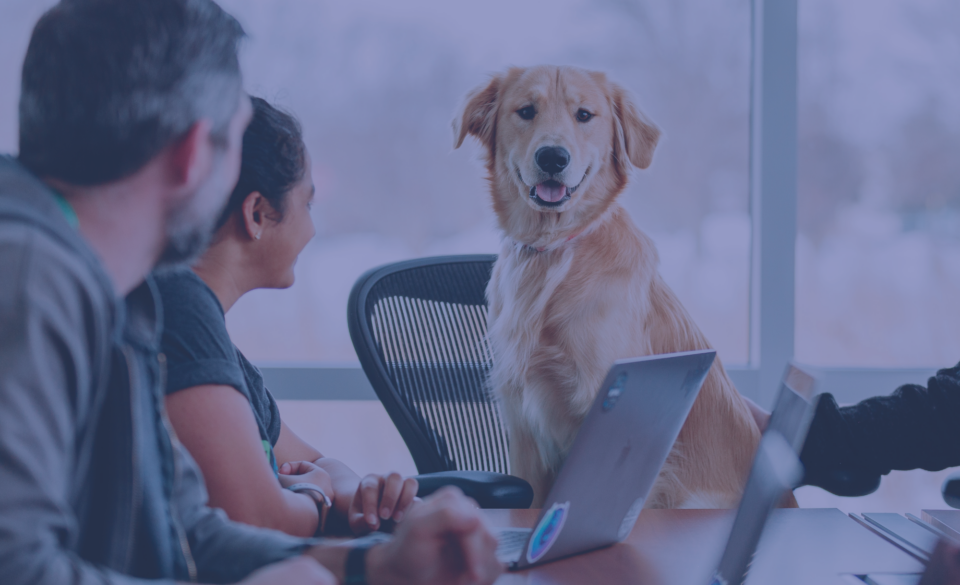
[496,349,717,569]
[708,363,819,585]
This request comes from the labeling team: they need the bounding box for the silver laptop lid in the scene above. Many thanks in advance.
[710,363,819,585]
[515,349,716,568]
[766,364,817,452]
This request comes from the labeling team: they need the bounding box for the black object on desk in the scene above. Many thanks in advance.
[942,473,960,509]
[414,470,533,509]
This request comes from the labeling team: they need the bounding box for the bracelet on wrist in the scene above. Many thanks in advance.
[286,482,331,537]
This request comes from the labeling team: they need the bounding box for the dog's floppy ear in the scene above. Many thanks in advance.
[453,75,501,150]
[610,83,660,170]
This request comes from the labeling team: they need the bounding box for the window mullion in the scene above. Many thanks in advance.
[749,0,799,407]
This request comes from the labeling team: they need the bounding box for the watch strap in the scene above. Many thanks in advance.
[345,542,377,585]
[286,482,332,507]
[286,482,331,536]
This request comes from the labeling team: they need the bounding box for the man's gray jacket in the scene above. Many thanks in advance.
[0,156,312,584]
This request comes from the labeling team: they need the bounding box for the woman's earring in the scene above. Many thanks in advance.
[255,233,261,240]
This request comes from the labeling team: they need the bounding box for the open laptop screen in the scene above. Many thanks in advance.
[766,364,817,451]
[710,364,819,585]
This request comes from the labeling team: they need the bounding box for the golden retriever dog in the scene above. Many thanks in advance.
[454,65,763,509]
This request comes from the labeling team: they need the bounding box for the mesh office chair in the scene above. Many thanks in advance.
[348,255,532,508]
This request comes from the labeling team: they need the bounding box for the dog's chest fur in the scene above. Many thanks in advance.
[485,211,657,470]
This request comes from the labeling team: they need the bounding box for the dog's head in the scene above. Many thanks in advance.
[454,65,660,240]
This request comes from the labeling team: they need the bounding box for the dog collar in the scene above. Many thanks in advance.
[517,231,582,253]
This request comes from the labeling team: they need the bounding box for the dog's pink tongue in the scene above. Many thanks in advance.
[536,182,567,203]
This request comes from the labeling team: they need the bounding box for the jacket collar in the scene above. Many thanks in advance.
[0,155,162,351]
[120,277,163,352]
[0,155,117,299]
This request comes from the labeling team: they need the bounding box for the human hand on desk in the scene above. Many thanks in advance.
[362,487,502,585]
[278,460,336,499]
[348,472,419,535]
[291,457,419,535]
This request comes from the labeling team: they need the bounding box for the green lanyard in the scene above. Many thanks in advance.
[51,190,79,228]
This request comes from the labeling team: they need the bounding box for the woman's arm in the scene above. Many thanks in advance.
[273,420,324,462]
[274,422,357,515]
[274,421,418,534]
[165,385,327,537]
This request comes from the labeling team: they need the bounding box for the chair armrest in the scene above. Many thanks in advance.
[413,470,533,509]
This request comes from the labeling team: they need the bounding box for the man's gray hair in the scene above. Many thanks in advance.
[18,0,246,186]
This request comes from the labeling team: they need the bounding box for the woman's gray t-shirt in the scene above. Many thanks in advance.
[153,268,281,473]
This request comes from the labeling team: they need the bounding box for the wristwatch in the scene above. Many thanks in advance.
[286,482,332,536]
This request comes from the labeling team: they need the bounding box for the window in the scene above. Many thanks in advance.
[5,1,954,382]
[0,2,55,150]
[4,0,958,512]
[796,0,960,368]
[0,0,755,367]
[792,0,960,513]
[217,0,755,366]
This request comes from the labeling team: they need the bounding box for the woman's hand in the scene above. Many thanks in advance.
[311,457,362,518]
[349,473,419,535]
[278,460,335,501]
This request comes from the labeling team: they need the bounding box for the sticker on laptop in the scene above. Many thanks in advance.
[526,501,570,564]
[603,373,628,411]
[617,497,645,540]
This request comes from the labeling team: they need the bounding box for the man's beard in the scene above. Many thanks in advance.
[153,206,216,271]
[154,157,232,271]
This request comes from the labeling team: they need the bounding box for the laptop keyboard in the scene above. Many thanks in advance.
[496,528,532,564]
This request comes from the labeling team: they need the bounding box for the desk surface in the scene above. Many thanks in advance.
[483,508,925,585]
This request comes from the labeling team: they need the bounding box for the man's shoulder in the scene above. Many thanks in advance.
[0,215,114,334]
[0,156,112,306]
[0,221,87,283]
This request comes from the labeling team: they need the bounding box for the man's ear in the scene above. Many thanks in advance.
[167,119,214,191]
[610,83,660,170]
[453,75,501,150]
[241,191,266,241]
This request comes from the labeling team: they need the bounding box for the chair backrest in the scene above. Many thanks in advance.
[347,255,511,475]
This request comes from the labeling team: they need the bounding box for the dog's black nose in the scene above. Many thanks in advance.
[535,146,570,175]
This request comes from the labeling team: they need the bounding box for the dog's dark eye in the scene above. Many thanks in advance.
[576,109,593,123]
[517,106,536,121]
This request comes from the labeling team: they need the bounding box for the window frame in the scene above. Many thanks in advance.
[264,0,941,406]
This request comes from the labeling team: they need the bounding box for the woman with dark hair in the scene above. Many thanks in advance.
[153,97,418,538]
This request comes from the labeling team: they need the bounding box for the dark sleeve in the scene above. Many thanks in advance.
[800,363,960,495]
[171,436,314,583]
[0,230,168,585]
[265,387,281,446]
[237,354,282,446]
[153,271,247,399]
